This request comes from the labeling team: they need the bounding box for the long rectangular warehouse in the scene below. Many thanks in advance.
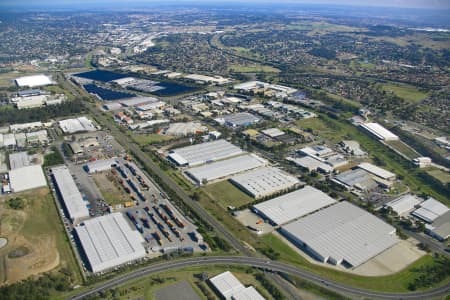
[75,213,146,273]
[360,123,399,141]
[253,186,336,225]
[230,167,301,199]
[51,165,89,224]
[185,154,267,185]
[280,201,398,268]
[168,139,243,167]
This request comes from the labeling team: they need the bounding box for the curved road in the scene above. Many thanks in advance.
[68,256,450,300]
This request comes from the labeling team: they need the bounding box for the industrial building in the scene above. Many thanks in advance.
[384,194,423,216]
[9,165,47,193]
[359,123,399,141]
[209,271,265,300]
[425,212,450,242]
[253,186,336,225]
[15,74,53,88]
[11,94,65,110]
[85,158,117,174]
[75,213,146,273]
[280,201,398,268]
[51,165,90,224]
[358,162,396,181]
[216,113,260,128]
[25,130,49,145]
[411,198,449,223]
[9,151,30,170]
[59,117,97,134]
[185,154,267,185]
[333,169,378,192]
[230,167,301,199]
[168,140,243,167]
[286,156,333,174]
[261,128,285,138]
[165,122,208,136]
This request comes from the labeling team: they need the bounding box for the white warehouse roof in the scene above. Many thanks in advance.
[75,213,146,273]
[59,117,96,134]
[185,154,267,185]
[385,194,423,216]
[358,162,396,180]
[51,165,89,223]
[411,198,449,223]
[281,201,398,268]
[360,123,399,141]
[168,139,243,167]
[15,74,53,87]
[231,167,300,199]
[253,185,336,225]
[209,271,265,300]
[9,165,47,193]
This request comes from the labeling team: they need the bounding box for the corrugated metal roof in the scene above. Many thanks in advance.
[75,213,146,273]
[281,201,398,267]
[253,186,336,225]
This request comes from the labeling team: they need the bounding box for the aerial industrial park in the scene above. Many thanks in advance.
[0,2,449,300]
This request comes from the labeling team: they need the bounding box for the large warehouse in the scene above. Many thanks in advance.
[9,165,47,193]
[209,271,265,300]
[280,201,398,268]
[168,139,243,167]
[185,154,267,185]
[75,213,146,273]
[58,117,97,134]
[252,186,336,225]
[359,123,399,141]
[230,167,301,199]
[411,198,449,223]
[51,165,89,224]
[15,74,53,88]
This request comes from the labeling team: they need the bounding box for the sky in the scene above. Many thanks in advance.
[1,0,449,9]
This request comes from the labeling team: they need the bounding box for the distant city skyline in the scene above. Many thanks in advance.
[1,0,449,9]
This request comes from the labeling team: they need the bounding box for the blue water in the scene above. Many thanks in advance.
[74,70,128,82]
[150,82,197,96]
[83,84,135,101]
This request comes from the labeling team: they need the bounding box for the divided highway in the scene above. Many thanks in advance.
[68,256,450,300]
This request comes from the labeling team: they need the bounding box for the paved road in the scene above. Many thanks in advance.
[67,256,450,300]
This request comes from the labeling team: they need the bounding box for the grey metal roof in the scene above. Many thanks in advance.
[230,167,300,198]
[281,201,398,267]
[75,213,146,273]
[253,186,336,225]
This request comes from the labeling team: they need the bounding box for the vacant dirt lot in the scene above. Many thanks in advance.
[0,189,62,285]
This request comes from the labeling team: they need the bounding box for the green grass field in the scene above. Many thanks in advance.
[386,140,420,159]
[427,169,450,185]
[132,134,175,146]
[202,181,255,209]
[382,83,429,103]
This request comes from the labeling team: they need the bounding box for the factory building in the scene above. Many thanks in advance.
[9,151,30,170]
[15,74,53,88]
[185,154,267,185]
[286,156,333,174]
[333,169,378,192]
[75,213,146,273]
[51,165,89,224]
[411,198,449,224]
[168,140,243,167]
[165,122,208,137]
[358,162,396,181]
[9,165,47,193]
[280,201,398,268]
[253,186,336,226]
[58,117,97,134]
[230,167,301,199]
[209,271,265,300]
[85,158,117,174]
[215,112,260,128]
[384,194,423,216]
[359,123,399,141]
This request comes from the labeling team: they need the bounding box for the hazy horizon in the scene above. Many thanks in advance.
[1,0,449,10]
